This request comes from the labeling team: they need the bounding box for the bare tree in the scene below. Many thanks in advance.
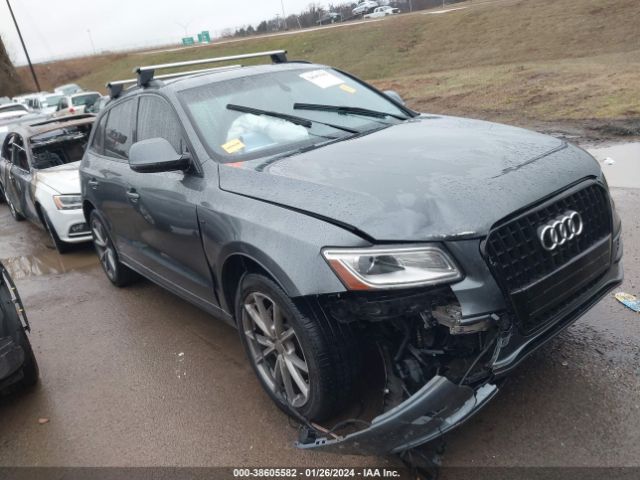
[0,35,26,97]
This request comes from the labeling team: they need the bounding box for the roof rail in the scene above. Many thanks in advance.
[28,114,95,127]
[106,64,242,98]
[106,49,288,98]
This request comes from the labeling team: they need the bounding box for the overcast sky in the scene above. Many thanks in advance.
[1,0,328,65]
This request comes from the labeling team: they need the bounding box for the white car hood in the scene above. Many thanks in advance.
[35,161,81,194]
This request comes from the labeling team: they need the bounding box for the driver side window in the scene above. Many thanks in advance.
[136,95,186,155]
[11,136,29,171]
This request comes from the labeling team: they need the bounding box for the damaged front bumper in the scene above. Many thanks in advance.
[298,376,498,456]
[298,234,623,455]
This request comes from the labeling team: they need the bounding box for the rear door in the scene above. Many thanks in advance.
[86,98,140,258]
[124,94,214,303]
[7,135,37,220]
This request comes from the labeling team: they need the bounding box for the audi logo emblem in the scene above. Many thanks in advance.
[538,211,584,251]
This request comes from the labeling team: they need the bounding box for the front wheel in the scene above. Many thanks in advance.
[90,210,138,287]
[236,273,360,421]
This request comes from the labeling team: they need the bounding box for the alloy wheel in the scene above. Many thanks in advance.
[242,292,310,408]
[91,217,117,281]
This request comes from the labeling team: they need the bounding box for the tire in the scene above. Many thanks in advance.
[89,210,138,287]
[14,326,39,388]
[42,211,72,254]
[236,273,359,422]
[3,189,24,221]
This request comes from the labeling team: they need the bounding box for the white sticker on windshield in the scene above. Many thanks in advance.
[299,70,344,89]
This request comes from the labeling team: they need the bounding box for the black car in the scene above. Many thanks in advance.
[79,50,623,455]
[0,261,38,393]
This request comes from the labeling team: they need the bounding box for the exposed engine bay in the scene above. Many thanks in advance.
[296,287,503,455]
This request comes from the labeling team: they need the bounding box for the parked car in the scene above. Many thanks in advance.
[80,51,623,456]
[0,260,38,393]
[352,0,378,15]
[364,5,399,18]
[0,115,94,253]
[54,83,83,96]
[86,95,110,114]
[0,103,30,124]
[52,92,101,117]
[317,12,343,24]
[31,93,66,116]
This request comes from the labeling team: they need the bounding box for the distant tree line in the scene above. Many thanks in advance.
[226,0,463,38]
[0,36,25,97]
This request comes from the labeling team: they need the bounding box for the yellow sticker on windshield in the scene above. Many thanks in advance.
[221,138,245,154]
[339,84,356,94]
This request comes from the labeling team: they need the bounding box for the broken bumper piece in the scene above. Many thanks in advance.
[297,376,498,455]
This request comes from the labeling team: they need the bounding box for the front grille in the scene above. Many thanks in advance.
[485,182,612,334]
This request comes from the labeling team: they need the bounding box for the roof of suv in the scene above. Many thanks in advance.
[8,115,95,139]
[114,62,319,101]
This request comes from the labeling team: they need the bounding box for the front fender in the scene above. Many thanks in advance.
[197,189,370,310]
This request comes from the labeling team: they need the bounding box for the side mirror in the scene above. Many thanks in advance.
[129,138,190,173]
[384,90,405,106]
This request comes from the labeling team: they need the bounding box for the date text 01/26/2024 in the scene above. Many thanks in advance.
[232,468,403,478]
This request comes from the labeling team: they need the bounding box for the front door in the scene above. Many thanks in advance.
[124,94,214,303]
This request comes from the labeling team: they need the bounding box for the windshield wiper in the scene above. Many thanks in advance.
[293,103,409,121]
[226,104,359,134]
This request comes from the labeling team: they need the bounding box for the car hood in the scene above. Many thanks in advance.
[219,115,602,241]
[35,161,81,194]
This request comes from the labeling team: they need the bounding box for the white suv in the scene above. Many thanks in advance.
[0,116,94,252]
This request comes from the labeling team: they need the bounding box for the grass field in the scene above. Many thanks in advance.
[17,0,640,138]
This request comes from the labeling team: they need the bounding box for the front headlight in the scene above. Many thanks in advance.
[53,194,82,210]
[322,246,462,290]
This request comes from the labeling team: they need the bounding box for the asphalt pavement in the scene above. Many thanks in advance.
[0,144,638,474]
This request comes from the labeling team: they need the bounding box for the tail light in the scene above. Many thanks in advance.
[69,107,76,114]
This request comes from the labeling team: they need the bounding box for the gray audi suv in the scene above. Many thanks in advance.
[79,50,623,455]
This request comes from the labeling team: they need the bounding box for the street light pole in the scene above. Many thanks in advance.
[5,0,41,91]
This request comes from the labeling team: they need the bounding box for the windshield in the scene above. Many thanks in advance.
[72,93,99,106]
[179,68,409,161]
[44,95,63,107]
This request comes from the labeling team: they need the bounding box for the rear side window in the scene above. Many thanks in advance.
[90,112,108,155]
[104,99,136,160]
[137,96,186,154]
[72,93,100,107]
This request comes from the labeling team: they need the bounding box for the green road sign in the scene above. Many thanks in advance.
[182,37,195,46]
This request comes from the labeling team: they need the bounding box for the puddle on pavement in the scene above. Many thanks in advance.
[1,249,98,280]
[587,142,640,189]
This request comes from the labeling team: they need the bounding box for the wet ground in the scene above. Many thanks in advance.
[0,143,638,472]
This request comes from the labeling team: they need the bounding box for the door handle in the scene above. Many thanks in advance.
[126,190,140,202]
[88,178,99,189]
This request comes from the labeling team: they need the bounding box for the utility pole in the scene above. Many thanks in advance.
[5,0,41,91]
[280,0,288,29]
[87,29,96,55]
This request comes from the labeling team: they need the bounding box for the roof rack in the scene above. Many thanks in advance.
[106,49,288,98]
